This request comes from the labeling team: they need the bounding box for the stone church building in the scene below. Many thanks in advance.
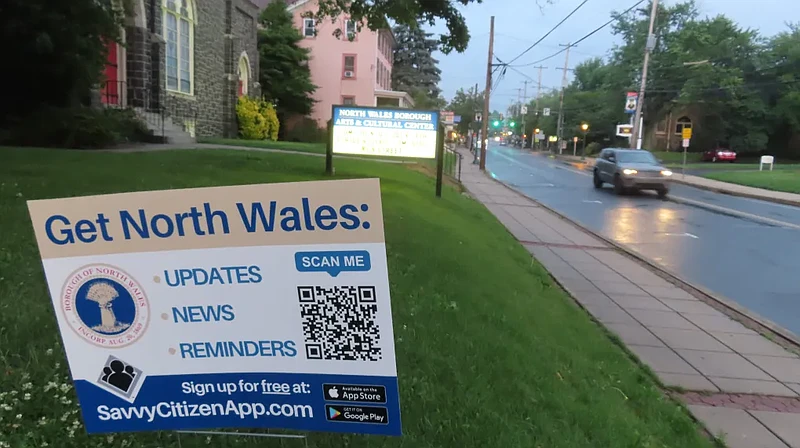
[99,0,261,140]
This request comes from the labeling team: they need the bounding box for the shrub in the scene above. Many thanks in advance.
[284,117,326,143]
[585,142,602,156]
[0,106,152,149]
[236,97,279,141]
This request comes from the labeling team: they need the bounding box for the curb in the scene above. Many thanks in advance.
[477,168,800,351]
[551,154,800,208]
[669,178,800,208]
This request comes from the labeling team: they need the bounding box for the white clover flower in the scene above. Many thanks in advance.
[0,441,10,448]
[59,383,71,393]
[38,417,48,426]
[46,348,54,356]
[60,412,70,422]
[68,429,75,438]
[206,436,212,444]
[106,435,114,443]
[42,443,49,447]
[44,382,58,392]
[22,383,32,391]
[15,414,21,419]
[23,393,30,401]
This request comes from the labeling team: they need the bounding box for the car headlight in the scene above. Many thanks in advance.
[622,169,638,175]
[660,170,673,176]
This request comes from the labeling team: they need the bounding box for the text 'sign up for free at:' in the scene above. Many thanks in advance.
[26,178,402,436]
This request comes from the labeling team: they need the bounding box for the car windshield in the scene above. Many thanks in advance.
[616,151,657,164]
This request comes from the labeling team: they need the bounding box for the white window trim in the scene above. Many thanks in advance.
[303,18,315,37]
[344,19,356,40]
[162,0,195,96]
[238,52,250,96]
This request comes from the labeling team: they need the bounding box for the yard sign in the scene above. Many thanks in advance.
[27,179,402,436]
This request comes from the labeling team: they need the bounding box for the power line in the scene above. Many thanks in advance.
[505,0,591,65]
[510,0,646,68]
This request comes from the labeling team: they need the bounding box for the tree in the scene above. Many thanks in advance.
[258,0,316,124]
[308,0,555,53]
[0,0,124,128]
[447,87,484,135]
[392,23,443,104]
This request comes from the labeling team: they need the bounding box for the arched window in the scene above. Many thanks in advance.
[675,116,692,135]
[163,0,194,95]
[238,54,250,97]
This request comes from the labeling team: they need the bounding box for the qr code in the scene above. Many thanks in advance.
[297,286,382,361]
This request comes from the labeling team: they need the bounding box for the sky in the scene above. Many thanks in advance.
[431,0,798,112]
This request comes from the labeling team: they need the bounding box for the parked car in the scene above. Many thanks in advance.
[702,148,737,162]
[593,148,673,198]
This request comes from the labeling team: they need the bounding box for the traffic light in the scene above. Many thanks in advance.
[510,121,516,127]
[534,128,540,134]
[493,120,500,127]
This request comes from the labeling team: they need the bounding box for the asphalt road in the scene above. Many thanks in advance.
[485,143,800,336]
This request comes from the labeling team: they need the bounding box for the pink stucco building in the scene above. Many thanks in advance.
[284,0,414,126]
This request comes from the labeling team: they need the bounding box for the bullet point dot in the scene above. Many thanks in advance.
[153,276,161,283]
[161,313,169,320]
[360,203,369,212]
[168,348,176,355]
[362,221,371,230]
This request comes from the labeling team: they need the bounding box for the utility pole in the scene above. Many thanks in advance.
[556,43,574,148]
[520,80,528,147]
[534,65,546,115]
[631,0,659,149]
[480,16,495,171]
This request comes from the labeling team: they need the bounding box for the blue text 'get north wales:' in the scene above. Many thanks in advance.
[42,199,373,245]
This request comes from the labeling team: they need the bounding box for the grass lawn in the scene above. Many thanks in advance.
[704,169,800,194]
[0,147,712,448]
[199,137,326,154]
[650,150,703,165]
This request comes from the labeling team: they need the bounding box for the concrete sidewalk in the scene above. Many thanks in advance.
[459,147,800,448]
[553,153,800,207]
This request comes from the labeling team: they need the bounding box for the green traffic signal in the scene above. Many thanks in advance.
[493,120,500,127]
[510,121,516,127]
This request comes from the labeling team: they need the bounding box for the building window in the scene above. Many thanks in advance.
[344,20,356,40]
[342,54,356,79]
[238,54,250,97]
[675,116,692,135]
[163,0,194,95]
[342,96,356,105]
[376,60,381,86]
[303,18,315,37]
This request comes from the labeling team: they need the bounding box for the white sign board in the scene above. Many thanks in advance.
[333,105,438,159]
[27,180,402,436]
[543,108,551,117]
[624,92,638,114]
[535,133,545,141]
[682,138,690,148]
[616,124,633,138]
[521,106,528,114]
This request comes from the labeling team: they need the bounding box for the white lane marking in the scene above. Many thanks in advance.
[670,195,800,231]
[663,232,699,239]
[583,200,602,204]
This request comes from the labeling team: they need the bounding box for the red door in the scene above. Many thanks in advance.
[101,40,119,105]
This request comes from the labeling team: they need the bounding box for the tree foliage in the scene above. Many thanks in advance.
[0,0,124,129]
[478,1,800,157]
[446,87,484,135]
[258,0,317,121]
[392,23,445,110]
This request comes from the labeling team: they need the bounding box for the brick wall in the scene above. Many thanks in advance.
[140,0,260,137]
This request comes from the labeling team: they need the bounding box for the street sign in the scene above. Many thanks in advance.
[624,92,638,114]
[333,105,438,158]
[475,112,482,122]
[682,127,692,139]
[453,115,461,123]
[543,108,551,117]
[682,138,690,148]
[616,124,634,137]
[441,110,455,125]
[27,179,402,435]
[559,141,567,150]
[573,136,579,143]
[521,106,528,114]
[536,133,545,140]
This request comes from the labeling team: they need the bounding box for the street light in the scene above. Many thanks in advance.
[580,123,589,159]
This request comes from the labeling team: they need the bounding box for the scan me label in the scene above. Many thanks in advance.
[27,179,402,436]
